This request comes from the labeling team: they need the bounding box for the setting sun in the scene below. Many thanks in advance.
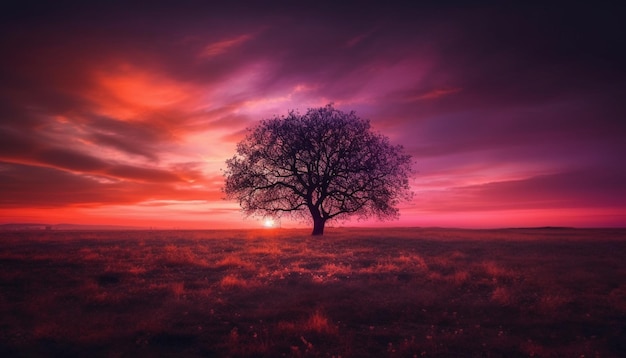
[263,218,275,228]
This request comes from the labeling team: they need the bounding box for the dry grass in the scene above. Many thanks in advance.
[219,274,255,288]
[491,286,513,305]
[448,270,470,285]
[304,310,337,334]
[321,262,352,276]
[162,244,209,267]
[480,261,516,280]
[215,255,254,269]
[247,242,282,255]
[0,227,624,357]
[278,310,337,336]
[170,282,185,299]
[536,292,571,312]
[609,285,626,312]
[395,253,428,270]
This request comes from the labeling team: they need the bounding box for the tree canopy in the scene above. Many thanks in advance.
[224,104,413,235]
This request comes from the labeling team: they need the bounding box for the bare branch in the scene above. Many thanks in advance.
[223,104,414,235]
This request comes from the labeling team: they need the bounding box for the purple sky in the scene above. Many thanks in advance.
[1,1,625,228]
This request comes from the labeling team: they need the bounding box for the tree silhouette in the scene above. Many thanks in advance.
[224,104,413,235]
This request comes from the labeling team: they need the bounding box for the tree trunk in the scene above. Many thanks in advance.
[309,205,326,236]
[312,216,326,236]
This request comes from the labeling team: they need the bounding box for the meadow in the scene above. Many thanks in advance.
[0,227,625,357]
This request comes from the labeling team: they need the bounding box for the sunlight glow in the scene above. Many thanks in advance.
[263,218,275,228]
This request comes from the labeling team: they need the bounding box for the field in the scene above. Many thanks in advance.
[1,228,625,357]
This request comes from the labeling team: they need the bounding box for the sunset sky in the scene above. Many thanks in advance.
[1,2,624,229]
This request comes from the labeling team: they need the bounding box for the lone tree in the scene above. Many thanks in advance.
[224,104,413,235]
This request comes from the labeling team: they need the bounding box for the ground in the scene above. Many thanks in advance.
[1,227,625,357]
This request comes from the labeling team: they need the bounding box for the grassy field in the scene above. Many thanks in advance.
[0,227,625,357]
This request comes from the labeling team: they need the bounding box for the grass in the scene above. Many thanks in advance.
[0,227,625,357]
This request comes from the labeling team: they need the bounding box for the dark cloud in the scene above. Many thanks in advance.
[0,162,106,207]
[0,161,221,208]
[105,164,181,183]
[0,127,41,157]
[85,116,173,145]
[1,144,190,184]
[424,169,626,213]
[35,148,108,172]
[89,132,159,161]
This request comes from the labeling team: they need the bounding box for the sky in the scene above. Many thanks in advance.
[1,1,625,229]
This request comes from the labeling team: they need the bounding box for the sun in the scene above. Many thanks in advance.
[263,218,275,228]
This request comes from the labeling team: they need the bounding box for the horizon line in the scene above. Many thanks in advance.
[1,223,625,231]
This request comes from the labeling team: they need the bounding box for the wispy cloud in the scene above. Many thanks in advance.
[199,34,254,58]
[407,87,462,101]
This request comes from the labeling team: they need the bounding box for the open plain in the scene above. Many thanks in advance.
[1,228,625,357]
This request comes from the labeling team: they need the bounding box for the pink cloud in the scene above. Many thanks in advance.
[407,87,462,101]
[198,34,254,58]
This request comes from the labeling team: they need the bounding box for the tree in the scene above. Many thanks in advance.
[223,104,413,235]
